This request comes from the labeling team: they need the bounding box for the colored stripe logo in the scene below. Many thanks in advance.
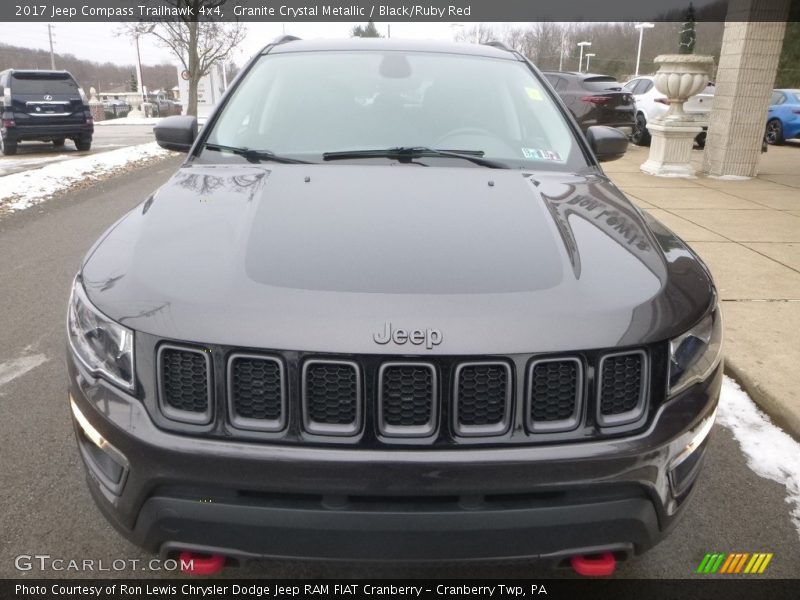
[696,552,773,574]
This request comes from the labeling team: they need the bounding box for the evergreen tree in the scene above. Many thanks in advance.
[679,3,697,54]
[351,21,383,38]
[129,72,137,92]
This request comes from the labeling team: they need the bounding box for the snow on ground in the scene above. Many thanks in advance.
[94,117,163,126]
[0,142,171,213]
[718,376,800,538]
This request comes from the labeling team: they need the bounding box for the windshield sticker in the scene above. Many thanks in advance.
[525,87,543,101]
[522,147,563,161]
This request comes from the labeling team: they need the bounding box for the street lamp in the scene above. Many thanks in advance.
[634,22,655,77]
[577,41,591,73]
[585,53,596,71]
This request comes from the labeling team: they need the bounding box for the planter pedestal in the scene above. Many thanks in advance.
[640,120,703,177]
[641,54,713,178]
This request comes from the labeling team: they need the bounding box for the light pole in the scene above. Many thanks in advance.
[585,53,596,72]
[634,22,655,77]
[577,41,591,73]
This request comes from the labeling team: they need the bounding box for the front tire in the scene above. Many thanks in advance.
[631,113,651,146]
[765,119,785,145]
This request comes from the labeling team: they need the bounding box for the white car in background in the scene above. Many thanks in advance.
[623,75,715,147]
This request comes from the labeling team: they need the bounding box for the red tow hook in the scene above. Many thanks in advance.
[179,551,226,576]
[570,552,617,577]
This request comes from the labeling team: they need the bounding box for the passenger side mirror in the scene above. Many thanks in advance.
[586,125,629,162]
[154,115,197,152]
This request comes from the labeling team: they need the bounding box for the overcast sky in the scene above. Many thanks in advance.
[0,22,470,68]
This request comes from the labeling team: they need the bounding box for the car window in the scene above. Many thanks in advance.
[207,51,588,171]
[638,80,654,94]
[623,79,639,92]
[771,91,785,105]
[581,76,621,91]
[11,73,79,95]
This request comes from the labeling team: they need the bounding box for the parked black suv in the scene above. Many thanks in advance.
[542,71,635,133]
[0,69,93,155]
[66,38,721,574]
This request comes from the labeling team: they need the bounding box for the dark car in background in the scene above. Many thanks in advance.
[543,71,635,133]
[766,89,800,145]
[67,38,721,575]
[0,69,93,155]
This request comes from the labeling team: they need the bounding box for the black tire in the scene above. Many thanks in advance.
[695,131,706,149]
[52,138,66,147]
[75,137,92,152]
[631,113,651,146]
[765,119,785,145]
[0,135,17,156]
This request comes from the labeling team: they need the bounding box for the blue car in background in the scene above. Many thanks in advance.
[766,89,800,145]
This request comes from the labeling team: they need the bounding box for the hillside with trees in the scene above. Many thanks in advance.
[0,43,178,94]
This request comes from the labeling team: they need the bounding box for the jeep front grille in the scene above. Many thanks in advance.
[454,362,511,436]
[527,358,583,432]
[378,363,437,437]
[157,345,212,424]
[228,354,285,432]
[301,360,361,436]
[597,350,648,427]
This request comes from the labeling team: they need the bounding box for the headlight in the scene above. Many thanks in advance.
[67,277,134,391]
[668,306,723,395]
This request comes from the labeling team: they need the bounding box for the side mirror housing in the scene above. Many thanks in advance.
[154,115,197,152]
[586,125,629,162]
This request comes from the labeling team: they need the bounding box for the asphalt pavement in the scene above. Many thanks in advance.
[0,125,158,177]
[0,158,798,579]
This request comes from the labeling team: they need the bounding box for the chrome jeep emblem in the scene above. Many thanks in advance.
[373,322,442,349]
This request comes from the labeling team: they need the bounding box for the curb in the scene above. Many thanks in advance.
[724,360,800,442]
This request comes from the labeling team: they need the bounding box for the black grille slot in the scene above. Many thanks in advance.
[302,361,360,435]
[528,358,582,432]
[379,363,437,437]
[158,346,211,424]
[228,355,285,431]
[598,351,647,426]
[454,363,511,436]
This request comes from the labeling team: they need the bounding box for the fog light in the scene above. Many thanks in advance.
[70,396,128,493]
[669,407,716,497]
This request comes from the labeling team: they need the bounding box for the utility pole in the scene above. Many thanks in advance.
[47,24,56,69]
[134,33,146,107]
[387,24,391,38]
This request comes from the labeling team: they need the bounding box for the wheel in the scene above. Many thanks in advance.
[74,137,92,152]
[695,131,706,149]
[52,138,66,147]
[765,119,785,145]
[0,135,17,156]
[631,113,651,146]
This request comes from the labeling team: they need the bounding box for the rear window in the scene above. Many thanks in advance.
[11,73,79,95]
[582,76,621,92]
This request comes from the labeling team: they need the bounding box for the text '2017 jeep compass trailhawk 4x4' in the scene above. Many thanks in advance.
[66,38,722,574]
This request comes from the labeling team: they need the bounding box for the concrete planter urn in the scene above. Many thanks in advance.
[652,54,714,120]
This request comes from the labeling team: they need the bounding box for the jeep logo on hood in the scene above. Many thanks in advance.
[373,322,442,349]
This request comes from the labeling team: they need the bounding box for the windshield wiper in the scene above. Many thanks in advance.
[203,143,313,164]
[322,147,509,169]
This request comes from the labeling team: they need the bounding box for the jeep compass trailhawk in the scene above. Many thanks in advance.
[66,38,722,571]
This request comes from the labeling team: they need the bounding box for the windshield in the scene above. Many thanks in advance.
[205,50,588,170]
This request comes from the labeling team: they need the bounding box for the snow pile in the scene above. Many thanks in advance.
[718,376,800,537]
[95,117,163,126]
[0,142,171,213]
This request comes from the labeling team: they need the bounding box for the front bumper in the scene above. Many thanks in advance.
[67,354,721,563]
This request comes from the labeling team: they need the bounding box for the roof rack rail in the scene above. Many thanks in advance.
[483,40,512,52]
[272,34,301,45]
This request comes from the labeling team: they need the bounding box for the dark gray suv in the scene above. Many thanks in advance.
[66,37,722,575]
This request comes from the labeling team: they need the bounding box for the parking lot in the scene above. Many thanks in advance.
[0,140,799,578]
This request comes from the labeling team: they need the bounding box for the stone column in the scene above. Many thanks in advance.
[702,0,790,177]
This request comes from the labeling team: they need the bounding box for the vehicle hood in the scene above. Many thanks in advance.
[81,164,714,354]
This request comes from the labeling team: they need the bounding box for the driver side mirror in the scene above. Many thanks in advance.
[154,115,197,152]
[586,126,628,162]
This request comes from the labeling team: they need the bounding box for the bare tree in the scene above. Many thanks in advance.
[131,1,245,116]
